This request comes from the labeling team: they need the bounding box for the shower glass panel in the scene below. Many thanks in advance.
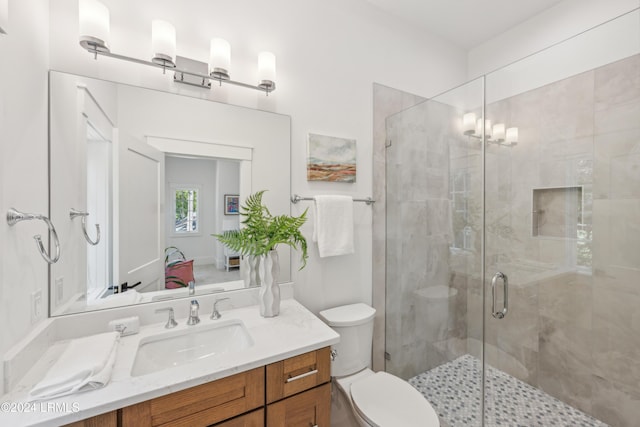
[483,10,640,427]
[385,77,484,425]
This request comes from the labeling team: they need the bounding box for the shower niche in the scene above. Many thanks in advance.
[531,186,583,238]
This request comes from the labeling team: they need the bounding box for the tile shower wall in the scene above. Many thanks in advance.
[481,54,640,427]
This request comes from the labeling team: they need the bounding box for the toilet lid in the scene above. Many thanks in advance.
[350,372,440,427]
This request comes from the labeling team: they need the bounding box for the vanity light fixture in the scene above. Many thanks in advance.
[78,0,277,94]
[462,112,518,147]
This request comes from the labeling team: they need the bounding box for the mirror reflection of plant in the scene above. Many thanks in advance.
[214,190,308,268]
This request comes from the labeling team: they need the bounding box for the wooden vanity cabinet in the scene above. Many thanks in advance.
[65,411,117,427]
[120,367,264,427]
[266,347,331,427]
[266,383,330,427]
[71,347,331,427]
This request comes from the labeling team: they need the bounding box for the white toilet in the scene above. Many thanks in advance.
[319,303,440,427]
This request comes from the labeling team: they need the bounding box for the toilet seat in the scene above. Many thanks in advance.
[350,371,440,427]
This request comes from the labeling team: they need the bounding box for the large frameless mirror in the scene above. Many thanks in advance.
[49,71,291,316]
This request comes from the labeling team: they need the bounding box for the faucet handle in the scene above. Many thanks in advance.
[187,299,200,325]
[211,297,230,320]
[155,307,178,329]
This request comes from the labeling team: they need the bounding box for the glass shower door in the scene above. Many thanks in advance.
[483,9,640,427]
[385,77,485,426]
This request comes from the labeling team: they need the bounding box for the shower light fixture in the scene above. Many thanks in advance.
[78,0,277,95]
[462,113,518,147]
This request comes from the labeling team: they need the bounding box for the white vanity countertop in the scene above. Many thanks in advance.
[1,299,340,427]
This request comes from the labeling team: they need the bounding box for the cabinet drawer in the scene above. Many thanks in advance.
[121,367,264,427]
[266,383,330,427]
[266,347,330,404]
[64,411,117,427]
[215,408,264,427]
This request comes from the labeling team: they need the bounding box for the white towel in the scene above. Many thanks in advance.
[313,195,354,257]
[29,332,120,400]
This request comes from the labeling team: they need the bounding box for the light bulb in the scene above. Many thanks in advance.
[476,119,492,138]
[258,51,276,92]
[493,123,505,141]
[78,0,110,52]
[463,113,476,135]
[209,38,231,80]
[0,0,8,35]
[151,20,176,67]
[506,127,519,145]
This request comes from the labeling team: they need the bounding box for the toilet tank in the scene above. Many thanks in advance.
[319,303,376,377]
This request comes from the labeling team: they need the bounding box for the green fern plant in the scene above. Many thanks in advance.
[214,190,309,269]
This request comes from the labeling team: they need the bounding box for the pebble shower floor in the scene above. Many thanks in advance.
[409,355,607,427]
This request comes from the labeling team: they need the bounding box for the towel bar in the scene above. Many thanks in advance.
[70,208,101,246]
[290,194,375,205]
[6,208,61,264]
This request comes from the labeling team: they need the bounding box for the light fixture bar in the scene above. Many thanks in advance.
[461,113,517,147]
[82,45,275,94]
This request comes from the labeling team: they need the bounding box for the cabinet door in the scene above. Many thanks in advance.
[266,347,330,403]
[63,411,117,427]
[215,409,264,427]
[266,383,330,427]
[121,367,264,427]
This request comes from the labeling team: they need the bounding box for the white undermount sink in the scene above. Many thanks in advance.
[131,319,254,377]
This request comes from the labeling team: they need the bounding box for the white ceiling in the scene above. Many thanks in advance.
[365,0,566,49]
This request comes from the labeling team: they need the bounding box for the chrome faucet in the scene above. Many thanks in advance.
[187,299,200,325]
[210,297,230,320]
[155,307,178,329]
[188,280,196,296]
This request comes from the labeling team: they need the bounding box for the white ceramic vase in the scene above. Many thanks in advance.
[258,250,280,317]
[240,255,251,288]
[243,255,260,287]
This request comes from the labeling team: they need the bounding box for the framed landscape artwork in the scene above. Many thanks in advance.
[307,133,356,183]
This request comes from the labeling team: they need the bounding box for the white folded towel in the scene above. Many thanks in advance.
[29,332,120,400]
[313,195,354,258]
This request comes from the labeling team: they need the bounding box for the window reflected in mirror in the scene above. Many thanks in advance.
[173,187,199,234]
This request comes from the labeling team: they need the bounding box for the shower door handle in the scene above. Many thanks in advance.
[491,272,509,319]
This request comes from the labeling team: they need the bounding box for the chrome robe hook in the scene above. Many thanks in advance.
[70,209,101,246]
[6,208,61,264]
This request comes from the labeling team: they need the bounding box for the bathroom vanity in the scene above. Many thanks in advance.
[2,298,338,427]
[68,347,330,427]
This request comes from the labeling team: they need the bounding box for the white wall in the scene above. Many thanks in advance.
[47,0,468,315]
[468,0,640,79]
[0,0,49,394]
